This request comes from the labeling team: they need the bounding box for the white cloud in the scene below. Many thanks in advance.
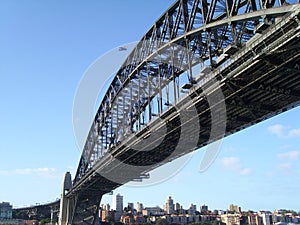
[266,164,292,177]
[269,151,300,176]
[267,124,285,137]
[278,163,292,170]
[220,157,240,168]
[15,167,56,175]
[277,150,300,161]
[279,144,292,150]
[0,170,9,176]
[287,128,300,138]
[268,124,300,138]
[239,168,252,175]
[0,167,57,178]
[220,157,252,175]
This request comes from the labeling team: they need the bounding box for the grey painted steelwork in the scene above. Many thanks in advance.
[74,0,300,186]
[59,172,72,225]
[61,0,300,224]
[14,200,60,222]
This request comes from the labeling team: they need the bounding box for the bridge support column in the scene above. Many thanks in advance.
[66,193,102,225]
[58,172,102,225]
[58,172,72,225]
[51,206,59,225]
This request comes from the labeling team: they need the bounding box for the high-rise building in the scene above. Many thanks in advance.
[136,202,143,214]
[100,209,115,223]
[200,205,209,213]
[174,203,181,212]
[101,203,110,211]
[127,203,134,211]
[142,207,164,216]
[258,211,272,225]
[229,204,241,213]
[164,196,174,214]
[221,213,241,225]
[113,194,123,221]
[0,202,12,220]
[188,204,197,215]
[113,194,123,211]
[248,213,263,225]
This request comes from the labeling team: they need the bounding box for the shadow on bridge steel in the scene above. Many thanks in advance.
[19,0,300,224]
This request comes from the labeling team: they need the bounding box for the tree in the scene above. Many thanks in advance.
[114,222,125,225]
[190,221,226,225]
[212,221,226,225]
[13,210,28,219]
[101,222,110,225]
[141,223,151,225]
[39,218,51,225]
[155,218,168,225]
[105,215,114,223]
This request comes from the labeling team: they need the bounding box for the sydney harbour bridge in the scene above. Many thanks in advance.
[15,0,300,224]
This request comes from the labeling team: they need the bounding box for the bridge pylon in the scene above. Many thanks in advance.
[59,171,102,225]
[58,172,72,225]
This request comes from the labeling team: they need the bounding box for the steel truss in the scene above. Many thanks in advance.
[74,0,299,185]
[66,0,300,224]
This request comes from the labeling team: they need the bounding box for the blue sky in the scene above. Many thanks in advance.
[0,1,299,212]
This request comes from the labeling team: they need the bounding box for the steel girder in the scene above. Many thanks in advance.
[74,0,299,186]
[67,3,300,223]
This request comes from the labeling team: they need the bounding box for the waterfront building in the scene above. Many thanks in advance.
[229,204,241,213]
[101,203,110,211]
[0,219,23,225]
[221,213,241,225]
[200,205,209,213]
[100,209,115,223]
[174,203,181,212]
[113,194,123,211]
[134,215,145,224]
[121,215,134,224]
[248,213,263,225]
[164,196,174,214]
[113,194,123,221]
[136,202,143,214]
[127,202,134,212]
[0,202,12,220]
[258,211,272,225]
[187,214,201,223]
[142,207,164,216]
[188,204,197,215]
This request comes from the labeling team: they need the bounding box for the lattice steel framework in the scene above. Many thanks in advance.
[74,0,299,185]
[60,0,300,224]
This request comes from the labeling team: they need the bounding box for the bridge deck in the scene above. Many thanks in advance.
[66,2,300,224]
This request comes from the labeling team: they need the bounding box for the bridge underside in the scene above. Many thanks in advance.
[65,8,300,225]
[85,13,300,176]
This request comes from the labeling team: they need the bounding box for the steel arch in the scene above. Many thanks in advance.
[74,0,299,185]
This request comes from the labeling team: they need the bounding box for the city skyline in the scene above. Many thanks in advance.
[102,193,300,213]
[90,198,300,225]
[0,0,299,212]
[98,195,300,225]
